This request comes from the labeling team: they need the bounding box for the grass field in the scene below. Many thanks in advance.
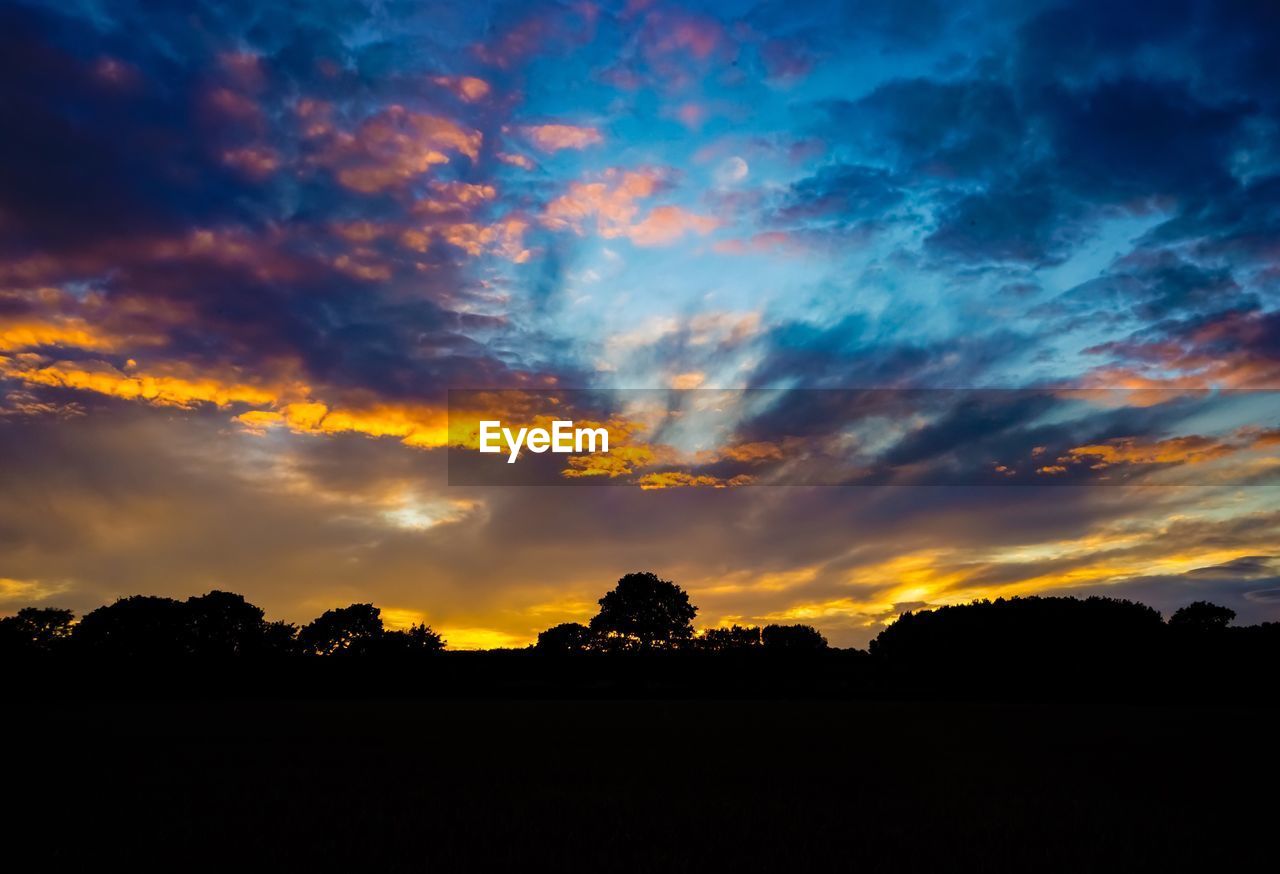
[12,695,1276,871]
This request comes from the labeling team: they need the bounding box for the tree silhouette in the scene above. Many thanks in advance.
[257,620,301,655]
[699,625,761,652]
[762,624,827,652]
[869,595,1163,679]
[184,590,276,656]
[1169,601,1236,631]
[379,622,445,655]
[0,607,74,654]
[73,595,189,657]
[298,603,386,655]
[537,622,595,653]
[589,572,697,650]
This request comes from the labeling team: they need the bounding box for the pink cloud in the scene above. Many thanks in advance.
[218,52,267,92]
[474,4,599,69]
[644,12,726,61]
[203,87,263,129]
[220,146,280,180]
[712,231,797,255]
[627,205,719,246]
[521,123,604,153]
[675,103,707,130]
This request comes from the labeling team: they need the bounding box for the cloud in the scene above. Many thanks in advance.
[539,167,716,245]
[431,75,492,103]
[3,0,1280,649]
[520,123,604,152]
[626,205,719,246]
[308,106,483,194]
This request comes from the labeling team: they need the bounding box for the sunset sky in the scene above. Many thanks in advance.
[2,0,1278,647]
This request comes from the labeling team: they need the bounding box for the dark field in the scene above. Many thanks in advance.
[12,695,1277,871]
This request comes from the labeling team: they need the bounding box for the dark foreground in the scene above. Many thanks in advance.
[12,694,1276,871]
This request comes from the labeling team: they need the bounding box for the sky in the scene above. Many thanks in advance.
[1,0,1278,648]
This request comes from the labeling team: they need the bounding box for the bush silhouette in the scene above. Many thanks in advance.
[699,625,762,652]
[537,622,595,653]
[762,624,828,652]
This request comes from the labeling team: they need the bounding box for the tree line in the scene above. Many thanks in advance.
[1,570,1274,667]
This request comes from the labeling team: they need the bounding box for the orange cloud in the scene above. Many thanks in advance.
[498,152,537,171]
[542,168,715,246]
[1064,434,1254,470]
[636,471,749,490]
[543,169,662,236]
[0,318,120,353]
[400,215,531,262]
[431,75,492,102]
[0,356,281,409]
[521,123,604,152]
[720,441,786,463]
[413,181,498,215]
[1082,311,1280,390]
[331,252,393,281]
[239,400,449,448]
[310,106,482,194]
[670,371,705,389]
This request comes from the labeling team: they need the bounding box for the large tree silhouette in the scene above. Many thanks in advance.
[869,595,1163,680]
[72,592,295,656]
[298,603,386,655]
[590,572,697,650]
[1169,601,1236,631]
[73,595,189,657]
[185,590,282,656]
